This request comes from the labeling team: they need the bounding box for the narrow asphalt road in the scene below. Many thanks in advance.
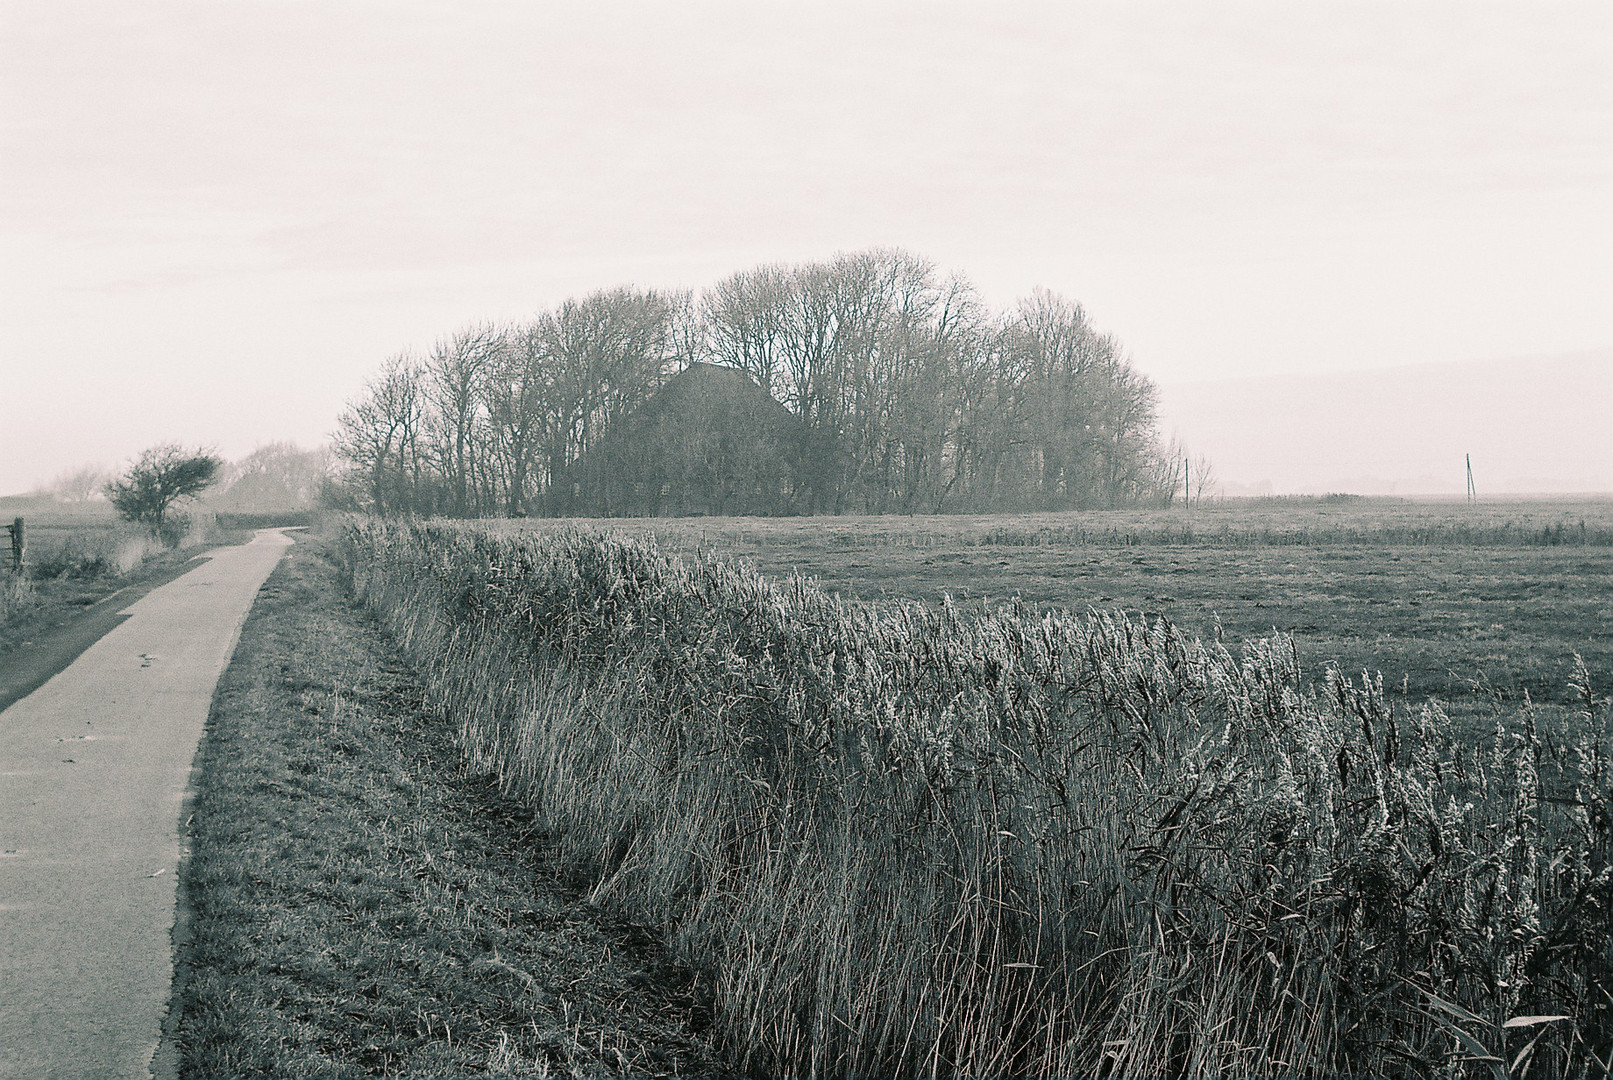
[0,529,295,1079]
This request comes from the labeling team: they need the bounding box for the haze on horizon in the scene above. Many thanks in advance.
[2,1,1609,499]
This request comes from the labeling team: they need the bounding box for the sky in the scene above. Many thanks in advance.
[2,1,1610,496]
[1161,350,1612,495]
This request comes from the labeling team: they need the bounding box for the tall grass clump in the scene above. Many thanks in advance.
[339,519,1611,1078]
[26,526,166,580]
[0,571,39,629]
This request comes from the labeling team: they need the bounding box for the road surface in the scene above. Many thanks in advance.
[1,557,215,716]
[0,529,294,1079]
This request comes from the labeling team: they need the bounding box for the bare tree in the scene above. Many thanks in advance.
[1090,342,1163,505]
[213,443,333,512]
[706,249,967,513]
[49,464,110,504]
[1151,433,1188,507]
[334,353,426,514]
[424,324,504,517]
[485,320,555,516]
[540,287,678,513]
[987,290,1166,509]
[706,263,795,398]
[1189,451,1217,505]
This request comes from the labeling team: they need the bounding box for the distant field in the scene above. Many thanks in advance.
[0,502,237,569]
[12,505,122,551]
[14,496,1603,713]
[506,497,1613,714]
[2,504,152,583]
[0,500,120,535]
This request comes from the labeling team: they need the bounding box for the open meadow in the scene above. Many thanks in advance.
[504,497,1613,723]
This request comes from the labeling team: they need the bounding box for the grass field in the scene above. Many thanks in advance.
[505,497,1613,718]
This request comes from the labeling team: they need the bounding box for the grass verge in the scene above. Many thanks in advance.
[175,537,724,1078]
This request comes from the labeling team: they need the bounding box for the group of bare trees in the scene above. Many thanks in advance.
[208,442,334,513]
[335,249,1187,517]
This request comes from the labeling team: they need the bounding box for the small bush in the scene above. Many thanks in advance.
[27,530,121,579]
[340,519,1612,1078]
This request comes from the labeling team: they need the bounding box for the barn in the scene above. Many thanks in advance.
[579,362,800,516]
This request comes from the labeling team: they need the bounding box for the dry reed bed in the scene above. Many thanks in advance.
[339,519,1610,1078]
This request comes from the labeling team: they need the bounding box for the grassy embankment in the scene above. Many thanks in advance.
[175,538,725,1077]
[338,513,1611,1078]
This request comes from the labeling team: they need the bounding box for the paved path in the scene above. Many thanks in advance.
[0,530,294,1079]
[1,558,214,716]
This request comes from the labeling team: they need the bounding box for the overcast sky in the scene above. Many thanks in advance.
[2,1,1609,495]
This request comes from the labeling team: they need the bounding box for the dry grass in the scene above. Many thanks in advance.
[339,517,1613,1078]
[507,495,1613,549]
[176,541,725,1078]
[0,570,39,629]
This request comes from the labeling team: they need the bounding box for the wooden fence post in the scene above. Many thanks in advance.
[5,517,22,573]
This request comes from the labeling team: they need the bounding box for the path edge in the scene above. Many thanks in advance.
[150,530,299,1080]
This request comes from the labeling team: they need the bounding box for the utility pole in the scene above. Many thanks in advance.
[1466,454,1476,503]
[1183,454,1190,508]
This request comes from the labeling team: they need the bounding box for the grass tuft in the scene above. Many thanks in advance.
[0,571,39,629]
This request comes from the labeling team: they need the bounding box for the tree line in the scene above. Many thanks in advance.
[334,248,1191,517]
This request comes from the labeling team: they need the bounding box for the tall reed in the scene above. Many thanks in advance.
[339,519,1611,1078]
